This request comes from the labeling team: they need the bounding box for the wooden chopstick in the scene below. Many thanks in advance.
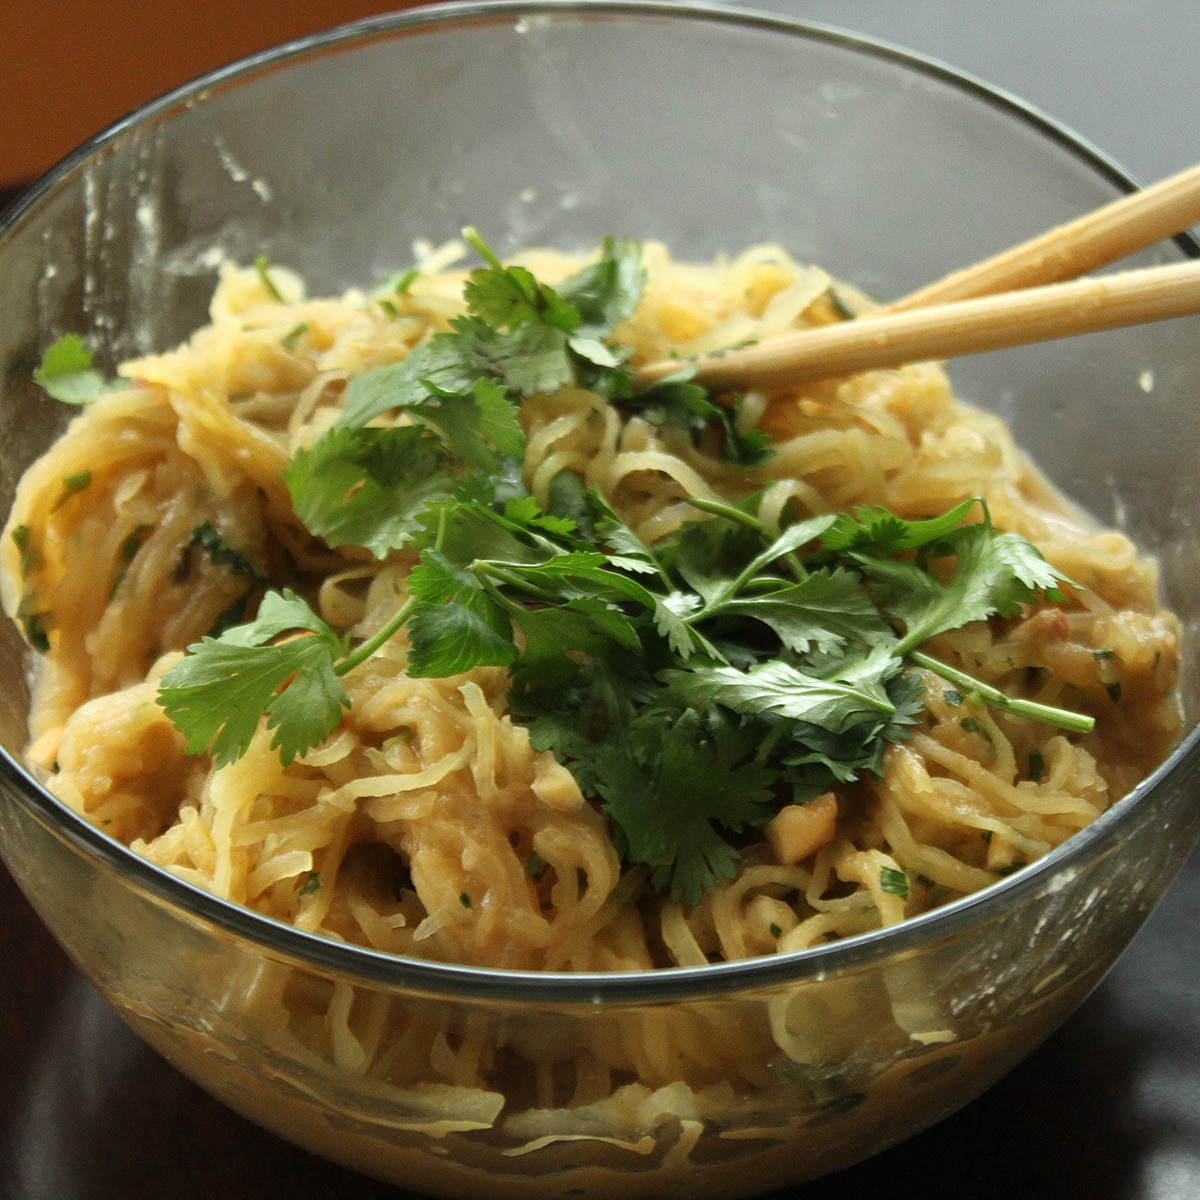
[633,258,1200,393]
[889,161,1200,309]
[632,162,1200,392]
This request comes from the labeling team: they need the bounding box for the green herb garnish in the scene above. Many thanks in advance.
[282,323,309,350]
[50,470,92,512]
[33,334,114,405]
[1027,747,1046,781]
[11,525,39,575]
[189,521,267,583]
[155,233,1097,905]
[254,255,285,301]
[16,594,52,653]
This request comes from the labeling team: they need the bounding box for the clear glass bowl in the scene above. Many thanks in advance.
[2,3,1200,1197]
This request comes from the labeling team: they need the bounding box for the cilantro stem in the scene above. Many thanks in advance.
[254,255,285,302]
[683,496,809,595]
[685,495,767,533]
[333,558,540,682]
[335,595,418,677]
[754,719,790,766]
[462,227,503,272]
[475,562,560,604]
[908,649,1095,734]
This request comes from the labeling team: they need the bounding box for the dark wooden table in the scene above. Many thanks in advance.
[3,846,1199,1200]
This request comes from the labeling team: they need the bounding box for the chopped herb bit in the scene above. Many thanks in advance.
[525,851,547,877]
[297,872,321,898]
[282,322,309,349]
[960,716,983,734]
[769,922,783,939]
[879,865,909,899]
[373,267,419,296]
[943,687,963,707]
[121,525,154,563]
[827,287,858,320]
[1027,747,1046,781]
[11,525,39,575]
[34,334,114,405]
[459,892,473,909]
[189,521,266,583]
[51,470,92,512]
[16,593,52,653]
[998,861,1028,876]
[254,255,285,301]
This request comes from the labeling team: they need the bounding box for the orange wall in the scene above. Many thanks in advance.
[2,0,426,186]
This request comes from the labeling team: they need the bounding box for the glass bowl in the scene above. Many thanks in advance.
[2,3,1199,1197]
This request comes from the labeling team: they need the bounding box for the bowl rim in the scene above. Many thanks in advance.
[2,0,1199,1005]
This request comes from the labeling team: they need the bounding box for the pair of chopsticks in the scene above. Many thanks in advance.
[633,163,1200,392]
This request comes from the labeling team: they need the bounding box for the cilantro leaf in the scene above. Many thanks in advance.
[713,568,895,655]
[585,490,671,581]
[406,589,518,677]
[671,507,774,605]
[157,589,349,766]
[460,316,576,398]
[555,236,646,337]
[820,497,981,555]
[335,346,527,459]
[336,338,479,428]
[594,708,776,905]
[510,597,645,692]
[413,377,526,472]
[863,521,1068,653]
[284,424,459,558]
[34,334,115,405]
[662,650,901,735]
[672,506,835,609]
[620,380,773,466]
[463,258,580,334]
[713,396,775,466]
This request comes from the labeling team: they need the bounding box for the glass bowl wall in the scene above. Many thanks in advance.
[1,4,1199,1197]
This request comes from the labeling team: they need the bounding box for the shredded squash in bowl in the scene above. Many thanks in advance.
[1,234,1180,979]
[1,229,1188,1199]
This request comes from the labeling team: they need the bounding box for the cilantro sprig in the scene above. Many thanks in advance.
[159,482,1089,900]
[153,235,1096,903]
[158,590,351,767]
